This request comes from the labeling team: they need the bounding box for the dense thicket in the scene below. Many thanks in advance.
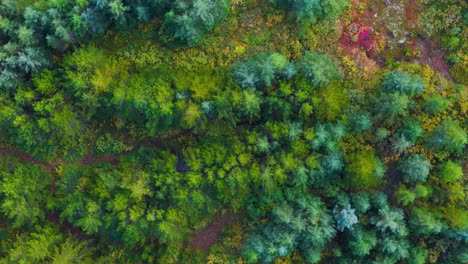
[0,0,230,91]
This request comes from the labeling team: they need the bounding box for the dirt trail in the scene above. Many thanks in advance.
[188,211,238,251]
[0,138,170,170]
[0,147,129,196]
[0,147,125,170]
[414,39,452,80]
[2,144,241,250]
[0,147,54,170]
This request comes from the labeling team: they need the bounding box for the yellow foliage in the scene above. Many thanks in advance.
[230,0,243,11]
[265,12,285,28]
[419,64,435,92]
[382,153,401,164]
[441,206,468,229]
[91,60,126,93]
[54,165,64,177]
[458,86,468,118]
[182,103,204,129]
[341,55,359,78]
[76,177,89,192]
[416,113,441,133]
[233,44,246,56]
[407,145,435,163]
[443,183,466,204]
[450,53,467,85]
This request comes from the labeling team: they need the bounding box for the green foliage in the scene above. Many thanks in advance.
[348,111,372,133]
[378,237,410,261]
[395,186,416,206]
[164,0,230,46]
[310,122,345,152]
[344,150,383,189]
[437,160,463,183]
[426,120,467,153]
[351,192,371,215]
[0,225,92,263]
[409,246,427,264]
[381,71,425,96]
[348,230,377,257]
[0,0,229,90]
[398,154,431,184]
[314,81,349,121]
[423,95,450,115]
[243,191,336,263]
[376,128,389,141]
[399,119,423,143]
[0,163,51,227]
[372,207,407,237]
[297,51,340,88]
[409,207,444,235]
[269,0,349,25]
[242,89,263,120]
[376,92,410,120]
[0,0,466,262]
[233,53,292,88]
[287,121,303,141]
[391,134,413,154]
[414,184,430,198]
[333,203,358,232]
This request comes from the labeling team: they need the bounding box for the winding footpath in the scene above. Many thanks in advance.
[0,146,127,196]
[0,147,123,171]
[0,144,239,251]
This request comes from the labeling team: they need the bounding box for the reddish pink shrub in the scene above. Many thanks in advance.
[340,24,377,56]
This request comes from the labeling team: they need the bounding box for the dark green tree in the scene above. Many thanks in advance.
[297,52,340,88]
[426,120,467,153]
[409,207,444,235]
[423,95,450,115]
[398,154,431,184]
[381,71,425,96]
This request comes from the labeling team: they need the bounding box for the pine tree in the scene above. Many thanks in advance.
[334,203,359,232]
[398,154,431,184]
[437,160,463,183]
[348,111,372,133]
[423,95,450,115]
[297,52,340,88]
[409,207,444,235]
[287,121,303,141]
[372,207,407,237]
[348,230,377,257]
[376,92,410,120]
[242,89,262,121]
[233,62,259,88]
[391,133,413,154]
[351,192,371,214]
[381,70,425,96]
[426,120,467,153]
[395,186,416,206]
[399,119,423,142]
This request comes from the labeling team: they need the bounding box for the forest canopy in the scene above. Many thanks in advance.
[0,0,466,263]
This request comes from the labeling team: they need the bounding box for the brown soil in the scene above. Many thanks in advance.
[188,211,238,251]
[414,39,452,80]
[0,148,54,170]
[79,155,120,165]
[0,147,139,170]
